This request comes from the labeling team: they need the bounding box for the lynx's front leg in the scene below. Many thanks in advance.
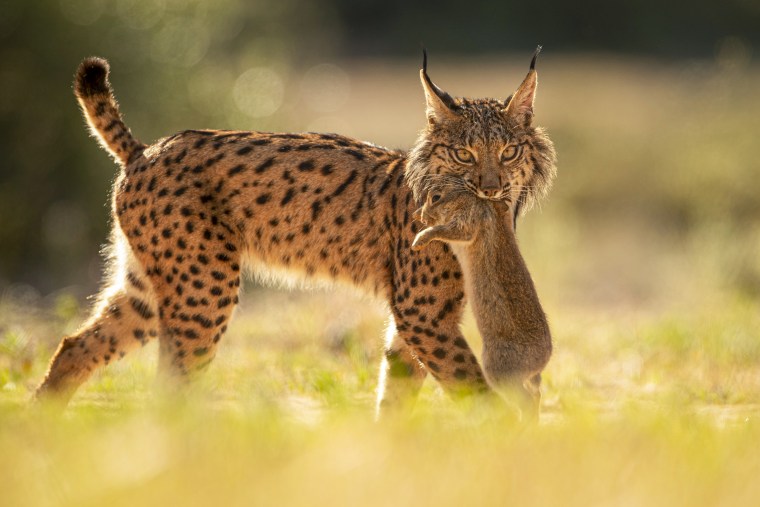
[375,318,428,417]
[381,236,489,405]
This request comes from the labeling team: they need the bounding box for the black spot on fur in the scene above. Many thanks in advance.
[311,200,323,220]
[129,297,154,320]
[298,160,315,172]
[280,188,296,206]
[343,149,365,161]
[228,164,245,176]
[332,170,358,197]
[255,157,276,174]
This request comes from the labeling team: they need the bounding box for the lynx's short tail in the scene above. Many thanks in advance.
[74,57,145,167]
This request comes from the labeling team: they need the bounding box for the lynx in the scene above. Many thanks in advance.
[35,48,556,415]
[412,188,552,420]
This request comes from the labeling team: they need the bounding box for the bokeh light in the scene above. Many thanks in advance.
[151,17,210,67]
[59,0,106,26]
[116,0,166,31]
[300,64,350,113]
[187,64,235,118]
[233,67,285,118]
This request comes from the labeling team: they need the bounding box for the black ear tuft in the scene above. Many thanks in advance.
[530,45,542,71]
[75,57,111,98]
[420,48,459,112]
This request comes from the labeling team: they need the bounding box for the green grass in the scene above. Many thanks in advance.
[1,288,759,507]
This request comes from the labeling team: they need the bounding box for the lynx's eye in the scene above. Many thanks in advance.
[452,148,475,165]
[501,144,521,163]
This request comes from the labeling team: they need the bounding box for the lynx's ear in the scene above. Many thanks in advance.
[420,48,459,124]
[504,46,541,127]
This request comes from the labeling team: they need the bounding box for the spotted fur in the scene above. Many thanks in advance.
[36,52,555,413]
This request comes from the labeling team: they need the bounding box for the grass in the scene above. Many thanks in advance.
[3,403,759,507]
[2,56,760,505]
[1,287,759,507]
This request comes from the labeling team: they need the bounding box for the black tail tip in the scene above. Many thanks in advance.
[75,57,111,98]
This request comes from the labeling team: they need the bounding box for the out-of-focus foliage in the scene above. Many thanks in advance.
[332,0,760,57]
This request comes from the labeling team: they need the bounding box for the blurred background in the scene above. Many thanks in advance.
[0,0,758,323]
[2,6,760,502]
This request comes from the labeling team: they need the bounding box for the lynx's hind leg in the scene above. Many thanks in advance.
[135,218,243,384]
[35,231,160,404]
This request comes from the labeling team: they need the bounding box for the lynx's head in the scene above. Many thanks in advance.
[406,47,557,219]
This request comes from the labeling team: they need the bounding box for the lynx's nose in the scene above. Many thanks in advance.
[480,172,501,197]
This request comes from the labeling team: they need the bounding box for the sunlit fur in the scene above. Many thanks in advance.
[37,55,556,413]
[406,86,557,222]
[37,56,497,407]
